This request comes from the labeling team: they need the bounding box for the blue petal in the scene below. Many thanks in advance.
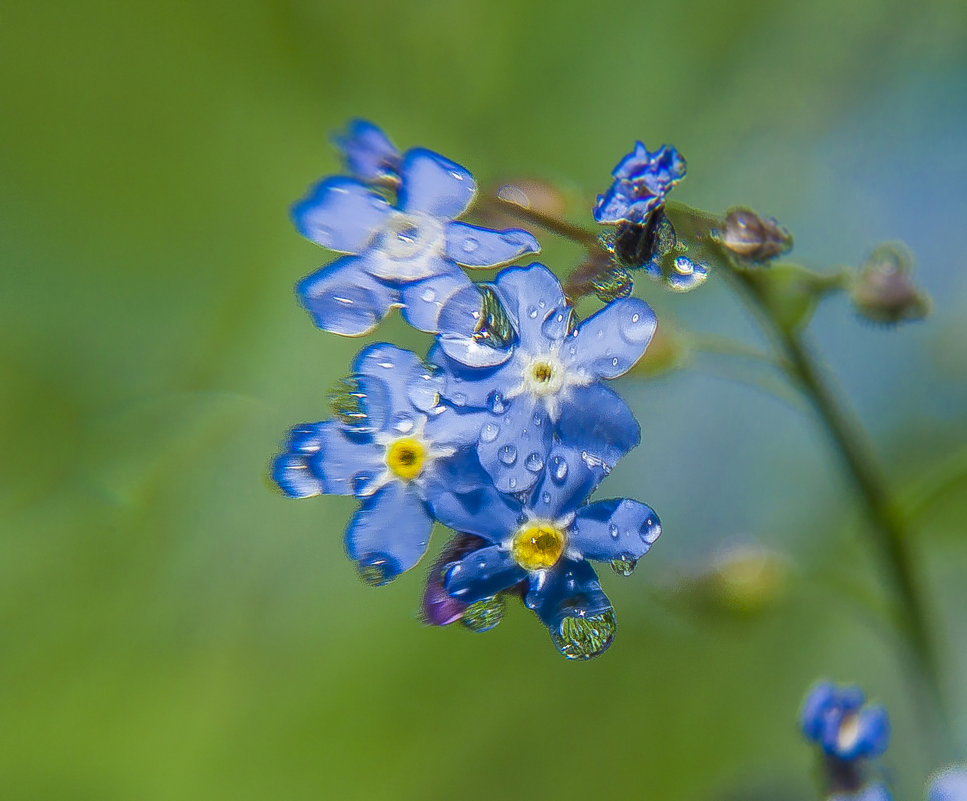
[428,343,516,409]
[444,545,526,603]
[427,482,523,543]
[475,394,552,494]
[399,262,473,333]
[570,499,661,562]
[825,704,890,759]
[333,119,400,182]
[444,222,540,268]
[307,422,383,497]
[436,284,515,368]
[524,559,612,629]
[352,343,441,430]
[564,297,656,378]
[557,383,641,473]
[800,682,837,740]
[291,177,391,252]
[493,264,569,352]
[297,255,400,336]
[424,446,492,494]
[928,767,967,801]
[345,481,433,583]
[398,148,476,220]
[527,444,602,521]
[271,423,329,498]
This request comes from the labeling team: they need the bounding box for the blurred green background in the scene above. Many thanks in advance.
[2,1,966,799]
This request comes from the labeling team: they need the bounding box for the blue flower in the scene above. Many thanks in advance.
[928,767,967,801]
[428,444,661,657]
[593,142,686,225]
[800,682,891,761]
[292,147,540,336]
[271,343,482,585]
[333,119,401,184]
[830,784,894,801]
[430,263,655,492]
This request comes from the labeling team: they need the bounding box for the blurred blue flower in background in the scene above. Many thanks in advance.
[800,681,891,761]
[928,766,967,801]
[829,783,894,801]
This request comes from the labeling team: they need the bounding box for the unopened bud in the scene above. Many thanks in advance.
[716,207,793,263]
[850,243,930,324]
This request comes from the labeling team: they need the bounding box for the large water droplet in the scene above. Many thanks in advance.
[525,452,545,473]
[480,422,499,443]
[461,595,505,633]
[549,455,569,484]
[608,523,619,539]
[420,286,436,302]
[488,390,506,415]
[551,609,616,660]
[610,556,638,576]
[356,555,397,586]
[472,284,517,351]
[498,444,518,466]
[527,305,539,319]
[641,515,662,545]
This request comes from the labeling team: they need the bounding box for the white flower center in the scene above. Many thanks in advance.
[520,354,566,397]
[836,712,861,753]
[370,211,446,280]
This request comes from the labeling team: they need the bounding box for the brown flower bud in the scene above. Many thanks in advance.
[717,207,793,262]
[850,243,930,324]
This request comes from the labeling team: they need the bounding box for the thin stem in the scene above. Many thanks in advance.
[486,196,601,249]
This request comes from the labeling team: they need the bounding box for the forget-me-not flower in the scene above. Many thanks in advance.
[800,682,891,761]
[333,119,401,184]
[593,142,686,225]
[431,263,655,492]
[929,767,967,801]
[272,343,482,584]
[429,443,661,657]
[292,148,540,336]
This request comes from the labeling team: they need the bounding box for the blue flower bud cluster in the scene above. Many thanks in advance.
[272,121,667,658]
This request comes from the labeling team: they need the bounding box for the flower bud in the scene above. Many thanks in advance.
[716,207,793,262]
[849,243,930,324]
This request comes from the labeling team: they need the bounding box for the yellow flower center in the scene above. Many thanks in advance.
[386,437,425,481]
[531,361,554,383]
[511,523,566,570]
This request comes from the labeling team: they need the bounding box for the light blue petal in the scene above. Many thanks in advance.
[333,119,400,182]
[476,394,552,494]
[271,423,328,498]
[557,383,640,473]
[345,481,433,583]
[570,499,661,562]
[527,444,602,522]
[353,343,441,424]
[436,284,516,368]
[444,545,525,603]
[424,447,491,494]
[800,682,837,740]
[307,422,383,497]
[427,482,522,544]
[291,177,391,252]
[399,262,473,333]
[445,222,540,268]
[564,297,656,378]
[928,767,967,801]
[524,559,612,630]
[428,343,517,409]
[398,148,476,220]
[296,255,400,336]
[493,263,569,352]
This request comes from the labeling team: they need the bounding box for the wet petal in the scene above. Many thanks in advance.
[428,343,516,408]
[569,499,661,562]
[296,255,399,336]
[557,383,640,473]
[399,262,473,333]
[564,297,656,378]
[436,284,516,368]
[291,177,391,252]
[476,394,552,494]
[333,119,400,182]
[307,422,383,497]
[524,559,612,629]
[352,343,442,433]
[345,481,433,583]
[493,263,569,352]
[445,222,540,268]
[398,148,476,220]
[444,545,525,603]
[422,533,488,626]
[426,482,522,543]
[527,444,602,521]
[271,423,327,498]
[424,446,491,494]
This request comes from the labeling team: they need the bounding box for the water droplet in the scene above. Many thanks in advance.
[461,595,505,633]
[610,556,638,577]
[532,413,543,427]
[357,555,398,586]
[527,305,539,319]
[508,477,518,489]
[611,357,619,367]
[541,491,551,504]
[549,456,569,484]
[525,452,545,472]
[452,391,467,407]
[609,523,619,539]
[641,515,662,544]
[421,287,436,302]
[480,422,499,443]
[350,471,376,496]
[462,236,479,253]
[551,609,616,660]
[449,170,464,181]
[498,444,518,465]
[487,390,506,414]
[632,313,640,323]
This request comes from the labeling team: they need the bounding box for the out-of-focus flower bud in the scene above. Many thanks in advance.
[674,543,789,617]
[422,534,488,626]
[849,243,930,325]
[715,207,793,263]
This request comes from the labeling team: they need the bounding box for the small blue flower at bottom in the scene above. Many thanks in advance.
[272,343,480,584]
[428,444,661,657]
[929,767,967,801]
[800,681,890,761]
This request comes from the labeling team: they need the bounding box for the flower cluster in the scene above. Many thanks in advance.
[272,121,666,658]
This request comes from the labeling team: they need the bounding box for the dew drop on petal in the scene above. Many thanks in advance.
[525,452,545,473]
[461,595,505,633]
[480,422,499,443]
[498,444,518,466]
[641,516,662,545]
[610,556,638,576]
[549,455,569,484]
[551,610,616,660]
[462,237,479,253]
[452,391,467,407]
[541,491,551,504]
[609,523,619,539]
[508,477,518,489]
[527,305,539,319]
[487,390,506,414]
[421,287,437,302]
